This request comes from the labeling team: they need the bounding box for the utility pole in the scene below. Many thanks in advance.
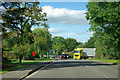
[47,52,48,58]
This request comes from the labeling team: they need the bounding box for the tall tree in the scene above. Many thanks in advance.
[85,37,96,48]
[2,2,48,43]
[33,27,52,58]
[52,36,66,55]
[85,2,120,59]
[77,42,85,48]
[2,2,48,63]
[64,38,78,52]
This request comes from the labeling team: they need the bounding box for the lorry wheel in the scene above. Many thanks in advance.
[80,57,82,60]
[84,57,86,60]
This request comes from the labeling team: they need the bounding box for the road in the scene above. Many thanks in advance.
[26,59,118,78]
[1,61,52,79]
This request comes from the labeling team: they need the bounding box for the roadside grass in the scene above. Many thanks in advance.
[88,58,119,64]
[1,58,53,74]
[11,58,53,64]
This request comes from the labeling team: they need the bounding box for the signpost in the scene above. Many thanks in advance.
[50,49,55,59]
[50,49,55,54]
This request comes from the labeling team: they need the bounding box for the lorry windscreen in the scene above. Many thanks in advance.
[74,51,81,53]
[75,55,79,56]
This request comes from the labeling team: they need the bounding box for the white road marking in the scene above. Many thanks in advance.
[94,70,108,78]
[25,61,54,79]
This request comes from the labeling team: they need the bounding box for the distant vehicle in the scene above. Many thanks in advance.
[73,48,83,59]
[61,53,68,59]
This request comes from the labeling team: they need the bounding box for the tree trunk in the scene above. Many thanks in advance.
[19,56,23,63]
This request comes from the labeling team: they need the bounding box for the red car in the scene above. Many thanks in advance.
[61,54,68,59]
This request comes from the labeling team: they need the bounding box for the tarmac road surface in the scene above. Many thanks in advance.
[26,59,118,78]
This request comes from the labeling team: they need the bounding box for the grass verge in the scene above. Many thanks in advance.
[1,58,54,74]
[88,58,119,64]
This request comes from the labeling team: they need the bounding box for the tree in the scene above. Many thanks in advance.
[2,2,48,43]
[52,37,80,55]
[33,27,52,58]
[24,44,35,60]
[85,2,120,59]
[64,38,78,52]
[77,42,85,48]
[84,37,96,48]
[12,44,29,63]
[52,36,66,55]
[52,36,65,45]
[55,44,66,55]
[2,36,20,50]
[2,2,48,62]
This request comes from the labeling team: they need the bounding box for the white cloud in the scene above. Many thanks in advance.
[51,32,93,43]
[51,32,77,37]
[42,6,89,25]
[77,31,94,35]
[88,31,94,35]
[48,28,61,33]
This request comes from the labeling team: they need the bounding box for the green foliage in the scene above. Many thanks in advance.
[3,51,17,60]
[33,27,52,58]
[86,2,120,59]
[64,38,78,52]
[2,36,21,50]
[2,2,48,62]
[85,37,96,48]
[94,33,119,59]
[24,44,35,60]
[77,43,85,48]
[76,37,95,48]
[52,36,79,55]
[95,52,103,59]
[52,36,66,55]
[2,2,48,44]
[88,58,119,63]
[12,44,29,63]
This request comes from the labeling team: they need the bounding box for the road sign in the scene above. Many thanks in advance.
[50,49,55,54]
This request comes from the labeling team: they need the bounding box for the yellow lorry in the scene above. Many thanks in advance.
[73,48,83,59]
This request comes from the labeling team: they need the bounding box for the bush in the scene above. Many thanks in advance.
[3,51,17,60]
[95,52,103,59]
[24,52,35,60]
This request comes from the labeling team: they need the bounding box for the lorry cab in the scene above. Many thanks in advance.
[73,48,83,60]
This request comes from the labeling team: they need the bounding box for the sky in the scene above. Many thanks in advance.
[37,2,93,43]
[0,2,93,43]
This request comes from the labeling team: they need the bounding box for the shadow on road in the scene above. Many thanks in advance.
[2,61,52,72]
[2,60,115,72]
[42,60,115,70]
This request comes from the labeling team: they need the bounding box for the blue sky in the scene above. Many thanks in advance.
[36,2,93,43]
[0,2,93,43]
[40,2,88,10]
